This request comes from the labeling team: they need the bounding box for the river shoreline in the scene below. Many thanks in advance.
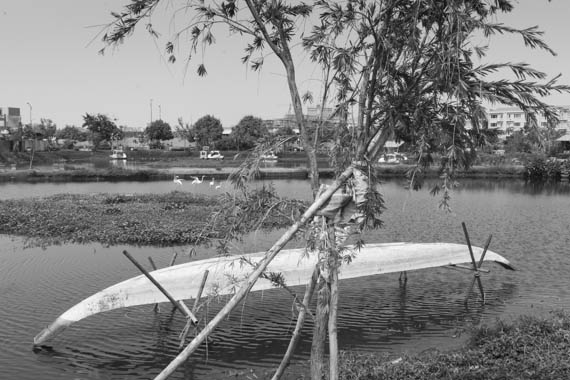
[0,163,527,183]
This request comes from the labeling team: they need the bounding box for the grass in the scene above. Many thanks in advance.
[338,311,570,380]
[0,192,218,247]
[0,191,295,247]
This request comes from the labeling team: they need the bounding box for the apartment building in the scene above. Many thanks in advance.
[487,105,570,137]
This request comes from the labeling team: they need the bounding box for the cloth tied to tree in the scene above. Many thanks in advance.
[316,168,369,246]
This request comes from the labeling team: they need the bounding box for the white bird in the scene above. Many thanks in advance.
[215,184,222,190]
[191,175,205,184]
[173,176,183,185]
[209,177,215,186]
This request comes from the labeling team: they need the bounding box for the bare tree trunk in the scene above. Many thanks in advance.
[311,275,329,380]
[282,59,319,196]
[271,266,319,380]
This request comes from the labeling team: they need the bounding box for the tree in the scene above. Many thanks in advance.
[82,113,123,149]
[145,119,174,146]
[38,119,57,142]
[231,115,268,150]
[101,1,569,380]
[56,125,88,142]
[175,117,194,144]
[192,115,223,148]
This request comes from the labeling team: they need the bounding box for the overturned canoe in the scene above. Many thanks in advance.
[34,242,514,345]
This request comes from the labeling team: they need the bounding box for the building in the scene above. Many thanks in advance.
[263,104,343,134]
[487,105,570,138]
[487,106,527,134]
[0,107,22,133]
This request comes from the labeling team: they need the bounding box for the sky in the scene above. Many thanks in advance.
[1,0,570,131]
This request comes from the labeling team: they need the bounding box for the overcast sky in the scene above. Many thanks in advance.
[1,0,569,131]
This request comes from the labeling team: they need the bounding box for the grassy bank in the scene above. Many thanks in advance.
[338,311,570,380]
[375,164,526,178]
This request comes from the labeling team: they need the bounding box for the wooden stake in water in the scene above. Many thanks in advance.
[148,257,160,312]
[122,250,198,324]
[179,270,209,349]
[461,222,491,305]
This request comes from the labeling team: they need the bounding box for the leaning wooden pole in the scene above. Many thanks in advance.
[122,250,197,324]
[271,266,319,380]
[328,226,340,380]
[154,165,355,380]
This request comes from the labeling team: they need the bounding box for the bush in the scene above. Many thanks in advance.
[524,157,569,181]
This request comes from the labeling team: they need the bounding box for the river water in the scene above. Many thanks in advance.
[1,178,570,379]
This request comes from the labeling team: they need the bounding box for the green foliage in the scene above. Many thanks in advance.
[145,119,174,142]
[205,184,305,255]
[82,113,123,148]
[231,115,268,150]
[339,311,570,380]
[192,115,223,148]
[39,119,57,140]
[56,125,89,142]
[525,157,569,181]
[304,0,570,199]
[0,191,299,248]
[175,117,193,143]
[505,130,533,153]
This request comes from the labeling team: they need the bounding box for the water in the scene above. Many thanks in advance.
[1,178,570,379]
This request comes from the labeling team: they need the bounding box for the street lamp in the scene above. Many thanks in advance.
[26,102,32,127]
[26,102,33,169]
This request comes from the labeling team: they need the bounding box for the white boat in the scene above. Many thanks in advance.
[110,149,127,160]
[33,242,514,345]
[261,151,278,161]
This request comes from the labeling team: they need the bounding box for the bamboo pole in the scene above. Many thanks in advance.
[192,270,209,314]
[271,266,319,380]
[148,257,160,312]
[169,252,178,267]
[148,257,158,271]
[122,250,198,324]
[328,226,339,380]
[179,270,210,349]
[464,233,492,305]
[461,223,486,304]
[154,165,355,380]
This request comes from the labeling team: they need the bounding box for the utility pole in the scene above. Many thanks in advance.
[150,99,153,124]
[159,105,161,120]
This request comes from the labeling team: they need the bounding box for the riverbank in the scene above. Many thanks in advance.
[338,311,570,380]
[0,160,526,183]
[0,149,532,182]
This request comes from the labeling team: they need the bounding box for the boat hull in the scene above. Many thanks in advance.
[34,242,514,345]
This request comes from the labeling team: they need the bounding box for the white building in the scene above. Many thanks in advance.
[487,105,570,137]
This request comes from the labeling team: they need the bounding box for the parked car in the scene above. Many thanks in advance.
[200,150,224,160]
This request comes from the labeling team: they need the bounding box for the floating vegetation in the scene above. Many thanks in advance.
[0,192,221,247]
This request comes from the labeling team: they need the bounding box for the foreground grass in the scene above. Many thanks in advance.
[339,311,570,380]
